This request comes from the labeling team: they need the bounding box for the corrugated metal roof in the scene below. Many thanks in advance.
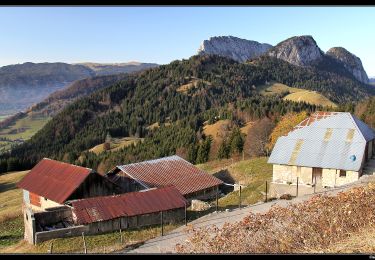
[109,155,223,196]
[71,186,187,225]
[268,112,375,171]
[17,158,92,204]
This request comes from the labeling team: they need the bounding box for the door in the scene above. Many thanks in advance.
[312,168,322,187]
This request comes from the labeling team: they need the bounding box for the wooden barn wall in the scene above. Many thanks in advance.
[68,173,122,201]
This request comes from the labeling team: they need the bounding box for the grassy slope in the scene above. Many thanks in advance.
[0,171,28,248]
[0,114,50,140]
[88,137,144,155]
[0,114,50,154]
[203,119,232,160]
[259,82,303,96]
[283,91,337,108]
[259,82,337,108]
[197,157,273,208]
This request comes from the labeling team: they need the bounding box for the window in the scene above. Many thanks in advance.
[339,170,346,177]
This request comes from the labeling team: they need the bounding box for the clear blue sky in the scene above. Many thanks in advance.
[1,6,375,76]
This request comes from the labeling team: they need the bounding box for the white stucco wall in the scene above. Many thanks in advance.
[322,169,359,187]
[273,164,360,187]
[272,164,312,185]
[39,197,62,210]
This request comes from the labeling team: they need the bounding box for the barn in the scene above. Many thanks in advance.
[268,112,375,188]
[17,158,122,244]
[106,155,223,200]
[69,186,188,236]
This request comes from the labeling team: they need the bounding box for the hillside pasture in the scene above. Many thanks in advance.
[283,91,337,108]
[259,81,337,108]
[89,137,144,155]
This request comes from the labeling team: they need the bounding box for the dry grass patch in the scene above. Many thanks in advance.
[0,171,28,222]
[88,137,143,155]
[283,91,337,108]
[176,78,211,95]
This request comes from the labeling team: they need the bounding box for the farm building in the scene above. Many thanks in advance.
[17,158,122,212]
[17,158,123,244]
[106,155,223,200]
[268,112,375,188]
[69,186,187,236]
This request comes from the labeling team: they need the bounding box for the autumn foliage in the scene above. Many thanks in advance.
[176,183,375,253]
[267,111,308,151]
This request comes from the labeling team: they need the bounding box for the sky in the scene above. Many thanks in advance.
[0,6,375,76]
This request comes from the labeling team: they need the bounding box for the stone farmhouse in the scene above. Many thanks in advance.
[268,112,375,188]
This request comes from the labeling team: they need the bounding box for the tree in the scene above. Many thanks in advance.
[217,139,230,160]
[196,137,212,164]
[187,144,198,164]
[229,127,244,155]
[245,117,275,157]
[267,111,308,151]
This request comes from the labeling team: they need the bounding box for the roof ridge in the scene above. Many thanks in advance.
[42,157,92,171]
[117,155,184,167]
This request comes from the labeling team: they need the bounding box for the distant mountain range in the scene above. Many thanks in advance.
[198,35,370,84]
[0,62,159,116]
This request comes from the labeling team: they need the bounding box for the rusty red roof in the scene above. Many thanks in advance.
[71,186,187,225]
[108,155,223,196]
[294,111,338,129]
[17,158,92,204]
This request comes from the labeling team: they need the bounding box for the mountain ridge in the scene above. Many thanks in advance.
[198,35,370,85]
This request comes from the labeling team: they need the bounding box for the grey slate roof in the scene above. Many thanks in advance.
[268,112,375,171]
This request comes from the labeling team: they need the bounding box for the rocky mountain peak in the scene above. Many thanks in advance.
[197,36,273,62]
[266,35,324,67]
[326,47,369,84]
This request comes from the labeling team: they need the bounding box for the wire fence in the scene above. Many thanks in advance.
[46,172,373,254]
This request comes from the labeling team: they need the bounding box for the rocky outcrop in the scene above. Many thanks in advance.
[266,35,324,67]
[326,47,369,84]
[197,36,272,62]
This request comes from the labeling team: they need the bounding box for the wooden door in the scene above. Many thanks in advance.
[312,168,322,186]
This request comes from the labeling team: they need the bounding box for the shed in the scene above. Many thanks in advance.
[106,155,223,200]
[70,186,187,234]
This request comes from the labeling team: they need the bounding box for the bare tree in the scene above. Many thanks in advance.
[245,117,275,157]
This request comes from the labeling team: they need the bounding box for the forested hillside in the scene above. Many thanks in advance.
[0,54,373,173]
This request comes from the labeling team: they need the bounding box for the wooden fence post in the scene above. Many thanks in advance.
[314,176,317,193]
[216,186,219,212]
[160,211,164,236]
[265,181,268,202]
[49,241,53,254]
[239,185,242,210]
[296,177,299,197]
[82,232,87,254]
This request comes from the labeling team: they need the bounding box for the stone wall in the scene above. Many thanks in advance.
[35,225,89,244]
[322,169,359,187]
[272,164,360,187]
[272,164,312,185]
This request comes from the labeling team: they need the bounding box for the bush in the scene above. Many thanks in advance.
[280,194,293,200]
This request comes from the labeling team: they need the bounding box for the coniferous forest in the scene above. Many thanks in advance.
[0,54,373,173]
